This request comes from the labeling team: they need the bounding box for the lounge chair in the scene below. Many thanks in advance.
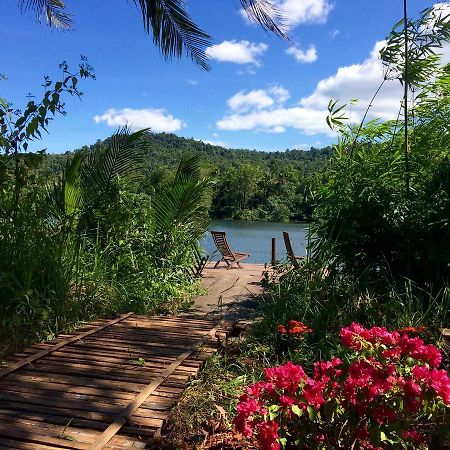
[189,246,210,278]
[211,230,250,269]
[283,231,305,269]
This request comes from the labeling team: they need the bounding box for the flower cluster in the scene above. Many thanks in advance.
[278,320,313,336]
[234,323,450,449]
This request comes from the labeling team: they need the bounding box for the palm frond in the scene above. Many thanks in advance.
[63,150,85,218]
[47,150,85,234]
[152,155,211,236]
[81,126,148,202]
[18,0,72,29]
[239,0,287,38]
[134,0,212,70]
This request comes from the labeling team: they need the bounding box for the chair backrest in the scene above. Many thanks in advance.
[283,231,300,269]
[211,231,234,258]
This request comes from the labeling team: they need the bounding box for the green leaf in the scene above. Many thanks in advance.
[291,404,303,417]
[307,405,316,420]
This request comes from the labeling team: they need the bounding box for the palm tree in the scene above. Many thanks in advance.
[17,0,286,70]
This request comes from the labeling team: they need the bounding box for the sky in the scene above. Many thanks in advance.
[1,0,448,153]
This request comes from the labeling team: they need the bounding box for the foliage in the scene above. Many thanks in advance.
[42,134,331,223]
[0,67,212,357]
[314,9,450,291]
[235,324,450,450]
[253,263,449,368]
[161,341,272,449]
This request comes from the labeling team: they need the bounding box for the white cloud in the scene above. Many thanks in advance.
[239,0,333,29]
[278,0,333,26]
[93,108,185,132]
[201,139,229,148]
[217,107,331,135]
[228,90,274,111]
[329,29,340,39]
[269,85,290,103]
[185,79,198,86]
[205,40,268,65]
[227,85,290,112]
[216,42,403,135]
[300,41,403,121]
[286,45,318,63]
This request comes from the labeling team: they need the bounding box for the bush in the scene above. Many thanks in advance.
[235,324,450,449]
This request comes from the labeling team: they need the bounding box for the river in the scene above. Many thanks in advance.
[201,220,309,264]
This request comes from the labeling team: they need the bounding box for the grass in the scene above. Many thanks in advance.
[159,341,271,449]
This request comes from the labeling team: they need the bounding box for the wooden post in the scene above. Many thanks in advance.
[271,237,276,265]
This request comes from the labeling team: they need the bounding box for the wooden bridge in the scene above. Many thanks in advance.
[0,263,265,449]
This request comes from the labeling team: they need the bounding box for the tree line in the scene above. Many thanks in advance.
[43,133,332,223]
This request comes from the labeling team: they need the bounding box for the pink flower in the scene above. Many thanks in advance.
[313,357,342,381]
[279,395,296,407]
[264,361,306,394]
[303,378,326,409]
[257,420,280,450]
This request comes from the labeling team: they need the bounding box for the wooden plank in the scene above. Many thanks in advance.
[0,313,134,379]
[14,346,203,368]
[0,423,89,449]
[89,319,223,450]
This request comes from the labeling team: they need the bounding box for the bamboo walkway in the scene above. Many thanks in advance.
[0,263,266,449]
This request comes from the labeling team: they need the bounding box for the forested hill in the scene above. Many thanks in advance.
[44,132,332,222]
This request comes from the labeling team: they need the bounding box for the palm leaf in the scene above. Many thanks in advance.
[239,0,287,37]
[47,150,85,235]
[134,0,212,70]
[152,155,211,236]
[81,126,148,202]
[63,150,85,219]
[18,0,72,29]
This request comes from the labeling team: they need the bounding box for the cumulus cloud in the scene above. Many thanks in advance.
[300,41,403,122]
[228,90,274,111]
[278,0,333,26]
[241,0,333,29]
[286,45,318,63]
[201,139,230,148]
[217,107,330,135]
[218,83,330,135]
[227,85,290,113]
[269,85,290,103]
[93,108,185,132]
[205,40,268,65]
[216,42,404,135]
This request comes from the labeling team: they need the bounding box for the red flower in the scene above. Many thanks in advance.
[278,324,287,334]
[286,320,313,336]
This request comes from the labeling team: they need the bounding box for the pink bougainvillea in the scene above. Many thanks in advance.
[234,323,450,449]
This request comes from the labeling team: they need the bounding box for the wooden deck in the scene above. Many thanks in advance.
[0,263,266,449]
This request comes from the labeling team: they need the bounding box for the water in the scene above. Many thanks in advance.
[201,220,309,264]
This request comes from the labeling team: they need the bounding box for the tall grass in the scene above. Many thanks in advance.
[253,261,449,368]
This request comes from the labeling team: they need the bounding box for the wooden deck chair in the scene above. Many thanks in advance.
[211,230,250,269]
[283,231,305,269]
[189,246,210,278]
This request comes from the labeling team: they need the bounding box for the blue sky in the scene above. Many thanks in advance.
[1,0,444,153]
